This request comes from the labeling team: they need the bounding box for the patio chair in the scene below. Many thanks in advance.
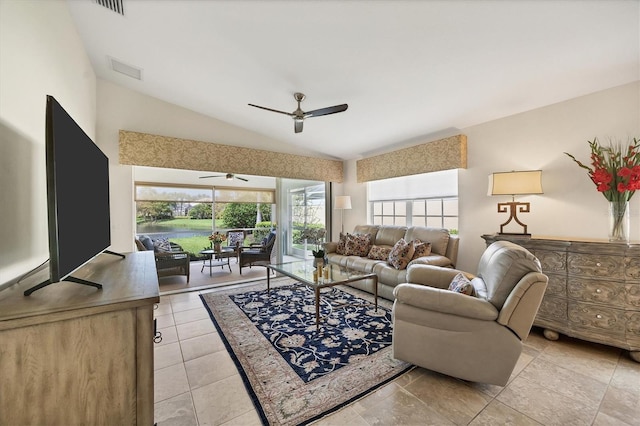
[135,235,190,283]
[220,229,247,263]
[238,230,276,274]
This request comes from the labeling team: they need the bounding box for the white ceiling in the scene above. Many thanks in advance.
[67,0,640,161]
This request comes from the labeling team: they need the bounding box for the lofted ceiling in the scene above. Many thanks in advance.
[67,0,640,161]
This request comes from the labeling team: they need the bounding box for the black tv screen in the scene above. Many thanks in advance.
[45,95,111,283]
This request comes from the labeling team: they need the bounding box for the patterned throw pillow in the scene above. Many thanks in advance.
[368,245,392,260]
[336,232,348,255]
[448,272,477,296]
[153,237,172,253]
[411,239,432,260]
[388,238,415,270]
[344,233,372,257]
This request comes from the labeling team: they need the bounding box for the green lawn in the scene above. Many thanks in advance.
[138,217,221,229]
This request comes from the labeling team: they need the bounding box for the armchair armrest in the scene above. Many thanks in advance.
[393,283,498,321]
[406,264,474,289]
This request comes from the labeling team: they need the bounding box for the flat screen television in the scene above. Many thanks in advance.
[24,95,123,296]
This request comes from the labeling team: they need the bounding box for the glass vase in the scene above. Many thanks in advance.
[608,201,629,242]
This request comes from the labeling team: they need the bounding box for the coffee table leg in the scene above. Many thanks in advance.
[374,275,378,312]
[315,287,320,330]
[266,267,271,294]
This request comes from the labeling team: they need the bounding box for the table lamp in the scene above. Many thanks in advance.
[488,170,543,235]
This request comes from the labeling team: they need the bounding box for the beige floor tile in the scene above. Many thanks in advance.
[155,342,185,370]
[540,338,620,383]
[174,307,211,325]
[598,385,640,425]
[156,326,179,347]
[155,363,191,404]
[181,332,226,362]
[518,357,608,405]
[497,376,597,425]
[353,385,454,425]
[610,356,640,397]
[154,391,198,426]
[191,374,255,425]
[184,351,237,390]
[592,411,635,426]
[311,406,369,426]
[524,328,553,352]
[155,301,174,317]
[468,400,541,426]
[170,291,204,303]
[404,370,491,424]
[219,409,262,426]
[172,298,207,314]
[156,313,176,329]
[177,318,217,341]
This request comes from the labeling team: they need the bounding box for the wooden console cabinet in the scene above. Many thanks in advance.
[0,251,160,425]
[482,234,640,362]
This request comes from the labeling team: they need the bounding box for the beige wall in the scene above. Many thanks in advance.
[0,0,96,284]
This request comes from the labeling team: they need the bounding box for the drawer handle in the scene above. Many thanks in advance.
[596,262,602,267]
[596,288,602,293]
[596,314,602,319]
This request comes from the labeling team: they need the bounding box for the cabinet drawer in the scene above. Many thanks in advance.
[537,295,567,322]
[568,301,625,335]
[627,284,640,309]
[546,273,566,297]
[567,253,624,280]
[534,249,566,274]
[625,312,640,347]
[567,278,626,306]
[625,256,640,280]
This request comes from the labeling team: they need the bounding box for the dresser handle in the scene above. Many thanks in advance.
[596,262,602,267]
[596,314,602,319]
[596,288,602,293]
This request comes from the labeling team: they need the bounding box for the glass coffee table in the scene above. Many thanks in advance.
[199,248,234,275]
[266,260,378,329]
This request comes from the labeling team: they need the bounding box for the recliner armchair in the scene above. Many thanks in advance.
[392,240,548,386]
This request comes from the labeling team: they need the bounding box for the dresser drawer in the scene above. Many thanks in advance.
[537,295,567,322]
[625,312,640,348]
[545,273,566,297]
[625,284,640,309]
[534,249,566,274]
[625,256,640,280]
[567,277,627,306]
[567,253,625,280]
[568,301,625,335]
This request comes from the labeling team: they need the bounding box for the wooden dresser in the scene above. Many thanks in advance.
[0,251,160,425]
[481,234,640,362]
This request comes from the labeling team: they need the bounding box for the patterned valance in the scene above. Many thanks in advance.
[119,130,344,182]
[356,135,467,182]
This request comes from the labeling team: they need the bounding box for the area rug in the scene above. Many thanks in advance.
[200,278,413,426]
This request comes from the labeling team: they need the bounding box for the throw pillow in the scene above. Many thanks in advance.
[448,272,477,296]
[388,238,415,270]
[411,239,432,260]
[153,237,172,253]
[344,233,372,257]
[368,245,392,260]
[139,235,154,251]
[336,232,348,255]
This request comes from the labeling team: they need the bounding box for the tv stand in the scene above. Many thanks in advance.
[24,250,126,296]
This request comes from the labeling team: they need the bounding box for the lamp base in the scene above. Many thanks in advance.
[497,201,531,235]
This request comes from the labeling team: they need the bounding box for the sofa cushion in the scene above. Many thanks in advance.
[336,232,347,255]
[352,225,380,244]
[368,245,392,260]
[411,240,432,259]
[139,235,154,251]
[375,225,408,246]
[448,272,477,296]
[388,238,415,270]
[344,233,372,256]
[404,226,450,256]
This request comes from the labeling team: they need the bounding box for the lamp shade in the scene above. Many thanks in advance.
[334,195,352,209]
[488,170,543,196]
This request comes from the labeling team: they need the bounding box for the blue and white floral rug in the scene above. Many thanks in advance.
[200,278,412,426]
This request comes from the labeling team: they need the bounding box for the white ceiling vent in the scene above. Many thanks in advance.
[109,57,143,80]
[94,0,124,15]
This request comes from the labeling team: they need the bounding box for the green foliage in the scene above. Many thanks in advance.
[221,203,271,228]
[253,221,275,242]
[136,201,175,221]
[188,203,212,219]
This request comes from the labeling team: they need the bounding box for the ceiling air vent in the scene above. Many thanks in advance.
[109,57,142,80]
[94,0,124,16]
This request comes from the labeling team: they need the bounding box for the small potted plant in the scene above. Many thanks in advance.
[209,231,227,252]
[301,227,327,268]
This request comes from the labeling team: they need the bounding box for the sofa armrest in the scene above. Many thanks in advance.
[324,241,338,254]
[393,283,498,320]
[406,264,474,289]
[445,234,459,268]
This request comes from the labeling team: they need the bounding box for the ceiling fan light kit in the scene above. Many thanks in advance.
[249,92,348,133]
[200,173,248,182]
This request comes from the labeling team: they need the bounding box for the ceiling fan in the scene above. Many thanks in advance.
[199,173,248,182]
[248,92,348,133]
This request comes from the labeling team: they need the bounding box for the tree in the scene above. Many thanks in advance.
[221,203,271,228]
[188,203,212,219]
[136,201,175,221]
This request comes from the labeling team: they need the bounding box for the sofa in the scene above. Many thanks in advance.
[392,241,548,385]
[324,225,459,300]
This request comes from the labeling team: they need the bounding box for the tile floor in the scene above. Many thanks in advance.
[153,286,640,426]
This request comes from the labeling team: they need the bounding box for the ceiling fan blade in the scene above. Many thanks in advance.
[248,103,294,117]
[199,175,223,179]
[304,104,348,118]
[294,119,303,133]
[236,176,249,182]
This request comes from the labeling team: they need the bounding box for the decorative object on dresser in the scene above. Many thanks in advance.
[565,137,640,242]
[482,234,640,362]
[487,170,543,235]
